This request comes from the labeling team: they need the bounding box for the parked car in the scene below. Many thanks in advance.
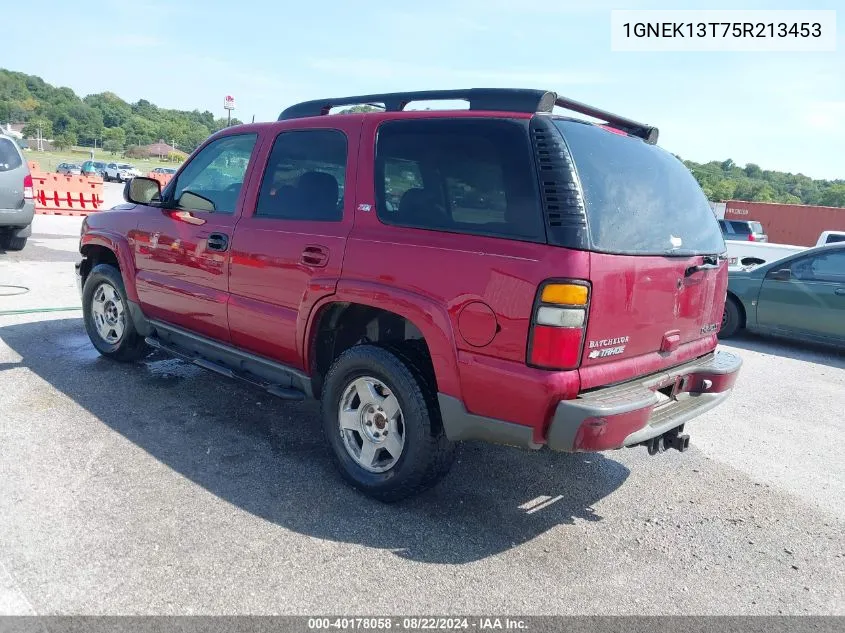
[81,160,108,178]
[151,167,178,175]
[57,162,82,176]
[0,133,34,251]
[724,240,806,268]
[76,88,741,500]
[817,230,845,246]
[720,243,845,347]
[719,219,768,242]
[104,163,141,182]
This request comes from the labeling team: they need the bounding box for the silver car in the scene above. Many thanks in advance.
[57,162,82,176]
[0,134,34,251]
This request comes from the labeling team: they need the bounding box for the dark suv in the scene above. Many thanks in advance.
[76,89,741,501]
[719,219,767,242]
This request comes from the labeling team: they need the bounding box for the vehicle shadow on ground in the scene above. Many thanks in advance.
[720,332,845,369]
[0,317,630,564]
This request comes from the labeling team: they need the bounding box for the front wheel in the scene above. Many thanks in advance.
[321,345,454,502]
[0,233,27,251]
[718,296,742,339]
[82,263,150,361]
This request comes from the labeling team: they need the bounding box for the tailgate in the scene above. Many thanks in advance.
[579,252,727,389]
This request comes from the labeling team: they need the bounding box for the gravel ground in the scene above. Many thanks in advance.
[0,213,842,615]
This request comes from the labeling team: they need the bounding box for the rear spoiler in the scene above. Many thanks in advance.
[278,88,659,144]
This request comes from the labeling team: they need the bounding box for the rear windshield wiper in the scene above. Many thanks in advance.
[685,255,720,277]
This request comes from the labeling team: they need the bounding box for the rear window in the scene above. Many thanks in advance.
[825,234,845,244]
[375,119,544,242]
[0,138,23,172]
[554,120,724,256]
[729,221,751,233]
[749,221,764,233]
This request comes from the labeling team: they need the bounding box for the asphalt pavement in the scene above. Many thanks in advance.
[0,200,843,615]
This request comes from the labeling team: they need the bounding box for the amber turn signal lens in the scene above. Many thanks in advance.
[541,284,588,306]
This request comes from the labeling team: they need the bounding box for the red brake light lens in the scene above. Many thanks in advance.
[528,280,590,370]
[23,174,34,199]
[747,233,756,241]
[529,325,584,369]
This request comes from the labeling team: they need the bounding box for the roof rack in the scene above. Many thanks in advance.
[278,88,659,144]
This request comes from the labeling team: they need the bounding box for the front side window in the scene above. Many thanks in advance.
[255,129,346,221]
[172,134,257,214]
[792,251,845,282]
[375,119,544,242]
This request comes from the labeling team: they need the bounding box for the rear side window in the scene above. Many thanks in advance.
[555,120,724,256]
[729,221,751,233]
[0,138,23,172]
[255,129,346,221]
[375,119,544,242]
[749,221,764,233]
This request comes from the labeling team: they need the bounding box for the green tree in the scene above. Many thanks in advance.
[744,163,762,178]
[53,131,77,150]
[102,127,127,154]
[22,117,52,139]
[820,184,845,207]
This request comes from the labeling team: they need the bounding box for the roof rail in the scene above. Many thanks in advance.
[278,88,659,144]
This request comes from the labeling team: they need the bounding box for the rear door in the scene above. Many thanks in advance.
[551,120,727,387]
[0,137,25,210]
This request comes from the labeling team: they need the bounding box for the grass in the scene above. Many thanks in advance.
[22,147,180,174]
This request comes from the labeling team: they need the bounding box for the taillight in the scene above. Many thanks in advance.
[527,281,590,370]
[747,233,756,241]
[23,174,34,200]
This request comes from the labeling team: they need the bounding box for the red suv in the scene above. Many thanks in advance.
[76,89,741,501]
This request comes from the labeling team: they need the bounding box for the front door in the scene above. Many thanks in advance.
[132,133,260,342]
[227,122,359,368]
[757,249,845,341]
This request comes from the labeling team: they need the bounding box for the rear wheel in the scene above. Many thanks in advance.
[719,296,742,339]
[0,233,27,251]
[82,264,150,362]
[321,345,454,502]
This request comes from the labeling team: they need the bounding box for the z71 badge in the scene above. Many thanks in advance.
[701,323,719,334]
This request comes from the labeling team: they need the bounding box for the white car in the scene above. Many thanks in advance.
[104,162,141,183]
[817,231,845,246]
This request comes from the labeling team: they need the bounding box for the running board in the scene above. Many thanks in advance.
[145,336,307,401]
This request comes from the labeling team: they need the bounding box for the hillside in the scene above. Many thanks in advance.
[1,69,843,206]
[0,68,241,155]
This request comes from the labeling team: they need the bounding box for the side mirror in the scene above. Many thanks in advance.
[124,177,162,205]
[178,190,216,212]
[767,268,792,281]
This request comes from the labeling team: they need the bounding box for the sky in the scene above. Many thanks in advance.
[2,0,843,179]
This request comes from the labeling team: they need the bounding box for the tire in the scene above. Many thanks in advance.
[321,344,455,502]
[0,234,27,251]
[718,296,742,339]
[82,263,150,362]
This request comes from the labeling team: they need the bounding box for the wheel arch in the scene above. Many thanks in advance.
[303,282,461,400]
[80,232,138,302]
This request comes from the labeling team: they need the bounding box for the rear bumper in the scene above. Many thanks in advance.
[0,200,35,230]
[439,350,741,452]
[546,351,742,451]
